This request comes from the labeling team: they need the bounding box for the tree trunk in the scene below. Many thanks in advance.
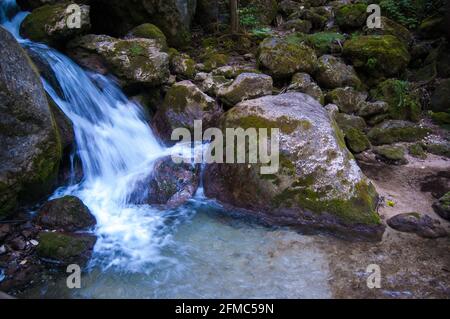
[230,0,239,34]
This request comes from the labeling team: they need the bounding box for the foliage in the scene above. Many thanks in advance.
[239,6,260,29]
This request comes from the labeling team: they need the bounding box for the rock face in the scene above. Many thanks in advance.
[147,156,200,208]
[433,192,450,221]
[153,81,222,143]
[90,0,196,47]
[387,213,447,239]
[257,37,318,79]
[343,35,411,78]
[0,27,61,220]
[218,73,273,107]
[67,34,169,86]
[316,55,361,89]
[204,93,384,241]
[36,231,96,265]
[35,196,96,232]
[20,2,91,46]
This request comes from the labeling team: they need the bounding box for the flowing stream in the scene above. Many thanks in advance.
[0,0,334,298]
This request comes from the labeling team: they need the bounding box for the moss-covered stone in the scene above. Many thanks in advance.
[287,72,324,104]
[316,55,362,89]
[325,87,367,114]
[170,52,196,79]
[343,35,411,78]
[431,79,450,113]
[365,17,412,46]
[408,143,427,159]
[424,142,450,158]
[335,3,367,30]
[431,112,450,126]
[302,32,345,55]
[367,120,430,145]
[345,128,371,154]
[371,79,422,122]
[433,192,450,221]
[335,113,367,132]
[202,53,229,73]
[374,145,407,165]
[37,232,96,265]
[127,23,168,50]
[257,36,318,79]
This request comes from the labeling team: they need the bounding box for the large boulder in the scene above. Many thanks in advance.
[343,35,411,79]
[20,2,91,46]
[0,27,61,220]
[204,93,384,241]
[217,73,273,107]
[153,81,222,143]
[126,23,168,51]
[367,120,430,145]
[257,37,318,79]
[90,0,196,47]
[35,196,96,232]
[67,34,169,86]
[365,17,413,47]
[335,3,367,31]
[316,55,361,89]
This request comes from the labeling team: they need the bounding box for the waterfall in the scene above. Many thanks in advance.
[0,1,182,271]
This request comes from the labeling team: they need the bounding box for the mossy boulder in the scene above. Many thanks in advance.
[335,113,367,132]
[387,213,447,239]
[170,52,196,80]
[35,196,96,232]
[196,73,233,97]
[343,35,411,78]
[287,72,324,104]
[20,2,90,46]
[153,81,222,143]
[365,17,413,47]
[302,32,345,55]
[0,27,62,220]
[424,141,450,158]
[257,37,318,79]
[367,120,430,145]
[202,53,229,73]
[325,87,368,114]
[67,34,169,86]
[371,79,422,122]
[433,192,450,221]
[374,145,407,165]
[430,79,450,113]
[345,128,371,154]
[218,73,273,107]
[335,3,367,31]
[36,232,97,265]
[358,101,389,118]
[204,93,384,241]
[126,23,168,51]
[408,143,427,159]
[316,55,362,90]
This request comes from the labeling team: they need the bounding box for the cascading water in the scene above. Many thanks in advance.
[0,0,333,298]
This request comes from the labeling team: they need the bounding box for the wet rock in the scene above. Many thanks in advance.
[67,34,169,87]
[433,192,450,221]
[343,35,411,78]
[204,93,384,241]
[257,37,318,79]
[35,196,96,232]
[153,81,222,143]
[335,3,367,31]
[0,27,61,219]
[373,145,408,165]
[387,213,447,239]
[316,55,361,90]
[218,73,273,107]
[126,23,168,51]
[287,73,324,104]
[146,156,200,208]
[20,2,90,46]
[431,79,450,113]
[367,120,430,145]
[325,87,367,114]
[371,79,421,122]
[36,231,97,265]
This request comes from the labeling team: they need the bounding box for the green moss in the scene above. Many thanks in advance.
[408,143,427,159]
[431,112,450,126]
[368,122,430,145]
[203,53,229,72]
[128,23,167,49]
[303,32,345,55]
[374,145,406,161]
[424,143,450,158]
[345,128,371,154]
[372,79,421,122]
[37,232,94,262]
[229,114,311,135]
[335,3,367,30]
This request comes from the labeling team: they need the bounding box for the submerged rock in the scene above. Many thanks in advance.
[67,34,169,86]
[35,196,96,232]
[0,27,61,219]
[257,37,318,79]
[204,93,384,241]
[433,192,450,221]
[36,231,97,265]
[387,213,447,239]
[218,73,273,107]
[153,81,222,143]
[20,2,90,46]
